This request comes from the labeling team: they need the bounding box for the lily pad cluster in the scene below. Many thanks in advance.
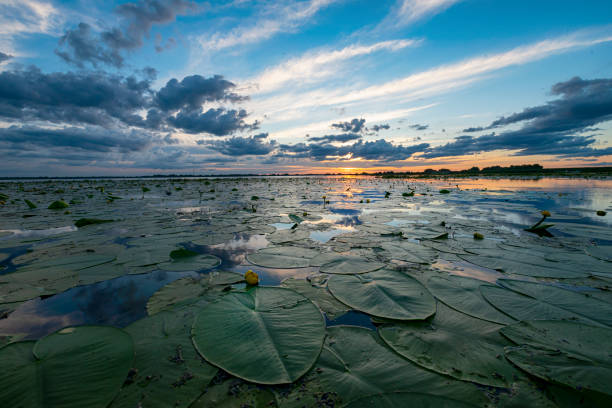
[0,177,611,407]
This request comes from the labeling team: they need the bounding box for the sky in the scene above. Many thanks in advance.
[1,0,611,176]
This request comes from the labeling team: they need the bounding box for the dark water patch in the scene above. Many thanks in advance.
[325,310,376,330]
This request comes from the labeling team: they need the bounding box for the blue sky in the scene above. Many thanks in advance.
[1,0,611,175]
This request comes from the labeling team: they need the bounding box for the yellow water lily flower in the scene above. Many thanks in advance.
[245,269,259,286]
[541,210,551,217]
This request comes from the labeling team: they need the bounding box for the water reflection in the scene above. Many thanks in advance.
[0,270,196,339]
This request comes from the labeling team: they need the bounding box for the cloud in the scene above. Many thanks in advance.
[200,135,277,156]
[409,123,429,130]
[0,125,155,153]
[250,39,418,94]
[198,0,337,52]
[168,108,259,136]
[0,0,61,36]
[155,74,246,111]
[57,0,196,68]
[0,52,12,63]
[331,118,366,133]
[424,76,612,158]
[249,31,612,120]
[0,67,152,127]
[371,124,390,132]
[308,133,363,143]
[389,0,461,27]
[280,138,430,162]
[0,67,256,137]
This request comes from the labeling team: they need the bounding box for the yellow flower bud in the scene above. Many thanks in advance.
[541,210,551,217]
[245,269,259,286]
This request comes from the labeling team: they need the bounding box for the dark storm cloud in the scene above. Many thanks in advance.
[308,133,362,143]
[0,67,152,127]
[0,52,12,63]
[201,135,277,156]
[331,118,366,133]
[370,123,390,132]
[409,124,429,130]
[0,125,154,153]
[0,68,255,137]
[57,0,196,68]
[280,139,429,162]
[429,76,612,158]
[155,74,246,111]
[168,108,259,136]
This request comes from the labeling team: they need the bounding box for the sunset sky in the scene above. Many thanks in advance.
[1,0,611,176]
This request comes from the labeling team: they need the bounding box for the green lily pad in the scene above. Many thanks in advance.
[319,257,385,274]
[328,269,436,320]
[158,253,221,271]
[147,272,244,315]
[110,311,218,408]
[281,277,349,320]
[191,287,325,384]
[498,279,612,327]
[426,275,515,325]
[74,218,113,228]
[276,326,485,407]
[502,320,612,397]
[190,377,276,408]
[247,246,319,268]
[379,303,522,387]
[0,326,134,408]
[480,285,603,326]
[345,392,476,408]
[48,200,69,209]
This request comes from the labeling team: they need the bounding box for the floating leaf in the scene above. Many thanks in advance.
[159,253,221,272]
[74,218,113,228]
[110,311,218,408]
[0,326,134,408]
[190,376,276,408]
[319,257,385,274]
[480,285,603,326]
[379,303,522,387]
[426,275,515,324]
[502,320,612,397]
[247,246,319,268]
[191,287,325,384]
[328,269,435,320]
[344,392,476,408]
[281,277,349,319]
[48,200,69,209]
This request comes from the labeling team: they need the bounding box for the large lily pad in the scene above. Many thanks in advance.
[281,277,349,320]
[158,252,221,272]
[276,326,485,407]
[319,257,385,274]
[480,285,603,326]
[426,275,515,324]
[110,311,218,408]
[498,279,612,327]
[190,376,276,408]
[246,246,319,268]
[0,326,134,408]
[191,287,325,384]
[328,269,436,320]
[147,271,243,315]
[345,392,476,408]
[379,303,522,387]
[502,320,612,397]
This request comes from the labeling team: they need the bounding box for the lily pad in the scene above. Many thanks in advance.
[0,326,134,408]
[158,253,221,272]
[190,376,276,408]
[281,277,349,319]
[319,257,385,274]
[247,246,319,268]
[191,287,325,384]
[110,311,218,408]
[426,275,515,325]
[328,269,436,320]
[147,272,244,315]
[498,279,612,327]
[345,392,476,408]
[276,326,485,407]
[480,285,603,326]
[379,303,522,387]
[502,320,612,397]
